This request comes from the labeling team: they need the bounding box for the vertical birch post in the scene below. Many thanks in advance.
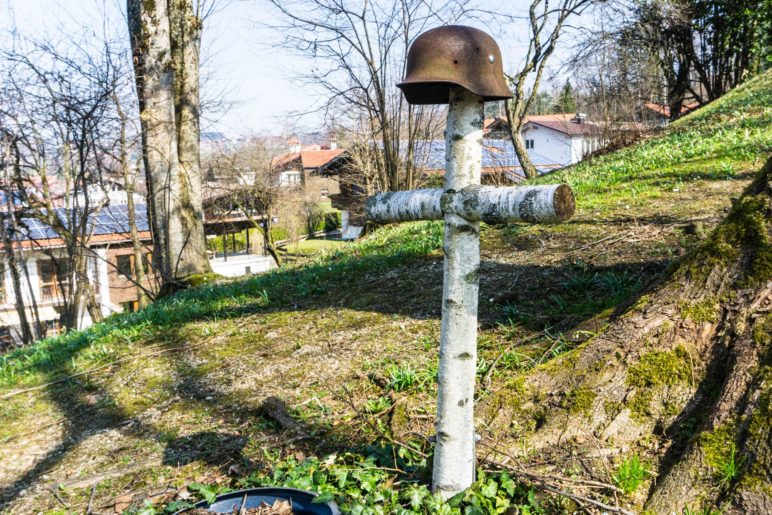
[368,24,576,500]
[433,86,484,497]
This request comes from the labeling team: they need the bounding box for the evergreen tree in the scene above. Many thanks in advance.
[555,79,577,113]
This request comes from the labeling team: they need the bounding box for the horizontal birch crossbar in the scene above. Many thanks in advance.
[365,184,575,225]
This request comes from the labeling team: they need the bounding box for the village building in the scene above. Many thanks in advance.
[270,137,347,203]
[411,139,564,183]
[0,205,155,348]
[519,113,604,168]
[0,203,276,349]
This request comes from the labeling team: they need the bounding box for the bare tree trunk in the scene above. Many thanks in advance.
[479,157,772,513]
[114,94,150,307]
[127,0,211,295]
[170,0,210,277]
[432,87,484,498]
[1,135,33,344]
[504,0,589,179]
[0,229,34,344]
[506,99,538,179]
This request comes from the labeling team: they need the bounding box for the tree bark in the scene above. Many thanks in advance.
[127,0,211,294]
[366,184,575,224]
[506,84,540,180]
[432,87,484,498]
[169,0,210,277]
[481,156,772,513]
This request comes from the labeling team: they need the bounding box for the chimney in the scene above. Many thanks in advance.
[288,135,301,153]
[329,135,338,150]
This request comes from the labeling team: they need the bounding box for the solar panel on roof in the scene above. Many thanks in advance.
[5,204,151,242]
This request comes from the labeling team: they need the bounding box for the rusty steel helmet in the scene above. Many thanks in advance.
[398,25,512,105]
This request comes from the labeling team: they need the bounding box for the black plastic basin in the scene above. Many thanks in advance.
[181,487,340,514]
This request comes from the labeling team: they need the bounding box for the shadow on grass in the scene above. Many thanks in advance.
[0,226,669,508]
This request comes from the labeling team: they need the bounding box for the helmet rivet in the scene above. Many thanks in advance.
[488,54,496,63]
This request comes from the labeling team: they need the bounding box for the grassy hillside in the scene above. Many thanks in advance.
[0,71,769,514]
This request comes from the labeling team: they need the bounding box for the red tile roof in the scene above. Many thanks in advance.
[525,113,576,122]
[271,152,301,169]
[301,149,344,168]
[271,148,344,170]
[642,102,699,118]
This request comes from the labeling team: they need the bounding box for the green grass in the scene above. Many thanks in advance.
[1,71,770,514]
[281,238,346,255]
[4,72,770,392]
[613,455,648,495]
[0,221,443,389]
[534,70,772,211]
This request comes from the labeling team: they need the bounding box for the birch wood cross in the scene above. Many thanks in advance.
[365,87,576,498]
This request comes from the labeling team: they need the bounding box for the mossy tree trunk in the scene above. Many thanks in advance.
[483,157,771,513]
[127,0,211,295]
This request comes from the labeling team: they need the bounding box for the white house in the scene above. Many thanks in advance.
[520,113,603,168]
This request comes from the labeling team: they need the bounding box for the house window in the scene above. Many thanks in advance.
[0,326,12,348]
[525,139,535,150]
[39,259,69,302]
[281,171,301,186]
[320,188,329,198]
[121,300,140,313]
[44,318,62,337]
[116,253,152,279]
[116,255,133,278]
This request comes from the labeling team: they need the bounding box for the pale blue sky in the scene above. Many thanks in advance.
[1,0,576,136]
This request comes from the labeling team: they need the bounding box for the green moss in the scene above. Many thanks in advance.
[628,390,654,421]
[625,348,691,421]
[182,273,225,288]
[563,387,597,417]
[752,313,772,347]
[679,298,719,324]
[604,400,623,419]
[484,376,529,422]
[684,184,771,286]
[700,421,738,475]
[389,400,409,435]
[538,347,580,376]
[627,347,692,388]
[738,314,771,491]
[631,294,651,311]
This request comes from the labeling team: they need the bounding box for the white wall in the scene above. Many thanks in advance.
[209,254,276,277]
[571,135,602,163]
[521,124,573,166]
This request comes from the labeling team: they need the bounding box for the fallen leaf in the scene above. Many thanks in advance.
[113,493,133,513]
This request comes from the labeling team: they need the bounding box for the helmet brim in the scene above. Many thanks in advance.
[397,80,511,105]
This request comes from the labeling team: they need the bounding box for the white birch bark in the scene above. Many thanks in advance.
[365,184,575,224]
[432,87,484,498]
[364,93,577,500]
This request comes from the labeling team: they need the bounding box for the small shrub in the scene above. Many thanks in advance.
[387,364,419,391]
[613,455,648,495]
[324,211,341,231]
[364,396,391,413]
